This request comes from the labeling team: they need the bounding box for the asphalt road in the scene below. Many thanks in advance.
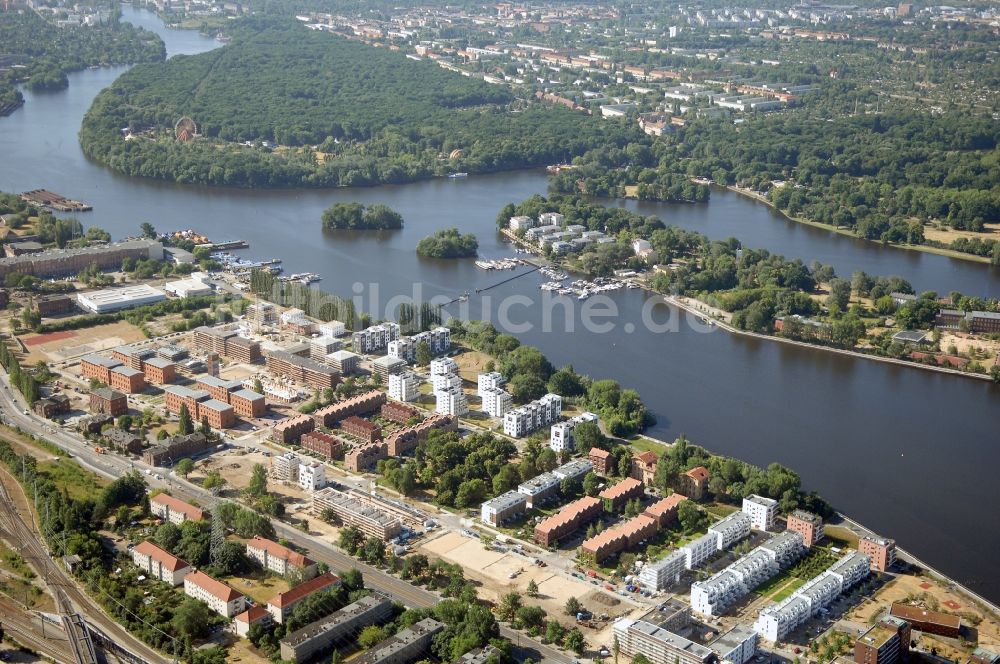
[0,373,574,664]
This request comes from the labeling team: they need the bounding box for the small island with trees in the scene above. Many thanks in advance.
[321,202,403,231]
[416,228,479,259]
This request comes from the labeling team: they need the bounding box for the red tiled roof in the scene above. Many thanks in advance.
[235,606,270,624]
[185,571,243,602]
[268,572,341,608]
[535,497,601,535]
[133,540,190,572]
[635,451,658,464]
[644,493,688,517]
[151,493,205,521]
[589,447,610,459]
[599,477,642,500]
[247,536,314,569]
[685,466,709,482]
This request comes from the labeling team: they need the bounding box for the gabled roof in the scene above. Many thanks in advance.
[589,447,610,459]
[247,536,313,569]
[133,540,191,572]
[185,570,243,602]
[685,466,709,482]
[235,606,271,624]
[151,493,205,521]
[268,572,340,608]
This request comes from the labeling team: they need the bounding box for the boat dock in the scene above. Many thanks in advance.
[20,189,92,212]
[209,239,249,250]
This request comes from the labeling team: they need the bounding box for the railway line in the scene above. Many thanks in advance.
[0,595,72,662]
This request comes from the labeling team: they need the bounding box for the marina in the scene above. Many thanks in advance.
[474,257,523,270]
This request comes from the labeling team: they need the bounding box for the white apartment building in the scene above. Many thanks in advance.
[480,491,528,526]
[131,541,191,586]
[387,328,450,362]
[477,372,505,395]
[509,215,535,231]
[683,532,719,570]
[754,552,870,642]
[150,493,204,525]
[319,320,346,338]
[742,494,778,531]
[351,322,400,354]
[516,472,560,508]
[639,549,687,591]
[709,511,752,550]
[272,452,300,482]
[549,412,599,452]
[429,357,459,376]
[502,393,562,437]
[246,536,317,577]
[184,571,246,618]
[435,386,469,417]
[298,462,326,492]
[552,459,593,483]
[690,531,805,616]
[388,372,420,402]
[432,372,462,392]
[481,386,513,418]
[539,212,564,226]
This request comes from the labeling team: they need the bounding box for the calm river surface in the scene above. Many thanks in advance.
[1,6,998,602]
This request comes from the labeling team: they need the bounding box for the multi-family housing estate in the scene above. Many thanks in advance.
[859,535,896,572]
[150,493,205,524]
[742,494,778,531]
[534,497,603,547]
[312,487,402,541]
[786,510,824,546]
[184,570,246,618]
[352,322,401,353]
[754,552,870,642]
[549,412,599,452]
[279,595,394,663]
[246,536,317,577]
[266,572,341,623]
[690,531,806,616]
[386,326,451,362]
[480,491,528,526]
[388,371,420,402]
[130,540,192,586]
[503,393,562,437]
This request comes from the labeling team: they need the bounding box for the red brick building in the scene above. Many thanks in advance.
[859,535,896,572]
[534,497,602,547]
[80,354,122,384]
[90,387,127,417]
[142,357,176,385]
[312,390,386,428]
[643,493,688,528]
[599,478,644,513]
[198,399,236,429]
[340,415,382,444]
[229,389,265,418]
[301,431,345,460]
[385,414,456,456]
[344,441,388,472]
[109,365,146,394]
[380,401,421,425]
[589,447,612,475]
[271,415,314,444]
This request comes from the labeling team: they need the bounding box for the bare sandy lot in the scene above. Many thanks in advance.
[419,531,629,637]
[940,332,1000,361]
[849,572,1000,656]
[19,321,146,364]
[923,222,1000,245]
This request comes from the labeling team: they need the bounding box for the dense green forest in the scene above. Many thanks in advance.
[321,203,403,230]
[415,228,479,258]
[651,110,1000,252]
[0,10,163,106]
[79,18,641,187]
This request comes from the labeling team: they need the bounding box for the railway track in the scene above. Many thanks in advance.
[0,595,72,662]
[0,464,167,664]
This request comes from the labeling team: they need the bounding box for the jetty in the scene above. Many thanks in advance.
[19,189,92,212]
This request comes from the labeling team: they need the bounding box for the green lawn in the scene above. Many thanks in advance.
[38,457,107,500]
[628,438,667,456]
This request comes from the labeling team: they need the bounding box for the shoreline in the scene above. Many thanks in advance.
[501,228,994,383]
[725,184,993,266]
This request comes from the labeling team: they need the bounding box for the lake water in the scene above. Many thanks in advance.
[1,5,998,602]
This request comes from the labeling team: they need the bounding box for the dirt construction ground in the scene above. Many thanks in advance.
[849,571,1000,657]
[19,321,146,364]
[420,531,641,647]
